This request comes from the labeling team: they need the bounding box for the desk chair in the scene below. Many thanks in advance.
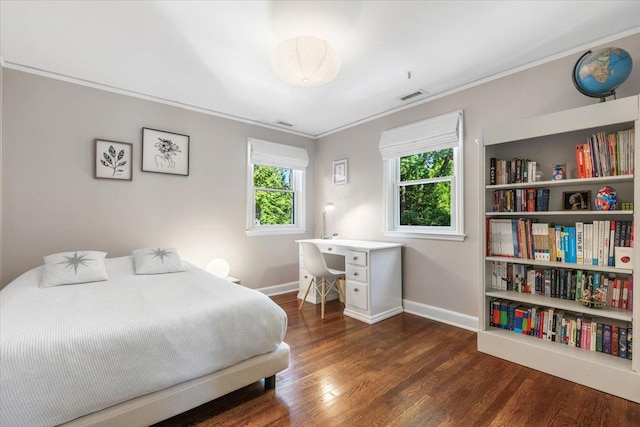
[299,242,345,319]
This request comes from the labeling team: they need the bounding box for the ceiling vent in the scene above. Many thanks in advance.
[398,89,428,102]
[274,120,294,127]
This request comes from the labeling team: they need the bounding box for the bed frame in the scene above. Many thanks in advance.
[64,342,290,427]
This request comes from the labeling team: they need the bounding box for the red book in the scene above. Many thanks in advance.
[612,325,619,357]
[622,280,629,309]
[526,188,537,212]
[575,144,586,178]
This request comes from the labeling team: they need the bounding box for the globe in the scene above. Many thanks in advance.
[573,47,632,101]
[594,185,618,211]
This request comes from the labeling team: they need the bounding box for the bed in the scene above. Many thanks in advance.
[0,254,289,427]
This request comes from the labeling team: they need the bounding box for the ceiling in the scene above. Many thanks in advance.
[1,1,639,138]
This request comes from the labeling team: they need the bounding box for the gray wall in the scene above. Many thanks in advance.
[316,33,640,319]
[2,33,639,323]
[1,70,315,287]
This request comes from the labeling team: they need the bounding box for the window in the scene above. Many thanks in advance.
[379,111,465,240]
[246,138,308,236]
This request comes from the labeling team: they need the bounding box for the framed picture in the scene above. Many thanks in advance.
[333,158,348,185]
[562,190,591,210]
[94,139,133,181]
[141,128,190,176]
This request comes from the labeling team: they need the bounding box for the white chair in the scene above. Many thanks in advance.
[299,242,345,319]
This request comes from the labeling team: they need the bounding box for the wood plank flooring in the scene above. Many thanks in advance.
[155,292,640,426]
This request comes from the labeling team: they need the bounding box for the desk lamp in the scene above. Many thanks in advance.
[322,202,335,239]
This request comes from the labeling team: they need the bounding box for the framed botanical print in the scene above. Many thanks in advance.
[94,139,133,181]
[141,128,190,176]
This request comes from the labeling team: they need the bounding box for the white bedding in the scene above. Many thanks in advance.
[0,256,287,427]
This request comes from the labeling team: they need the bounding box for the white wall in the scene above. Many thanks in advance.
[1,69,316,288]
[316,33,640,322]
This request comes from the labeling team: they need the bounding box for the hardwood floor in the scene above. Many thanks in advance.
[155,292,640,426]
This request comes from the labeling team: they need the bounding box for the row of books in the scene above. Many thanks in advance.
[575,129,635,178]
[489,299,632,359]
[487,219,633,266]
[489,158,540,185]
[490,188,550,212]
[490,261,633,310]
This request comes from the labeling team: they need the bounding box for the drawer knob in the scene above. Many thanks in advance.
[327,247,333,251]
[353,272,359,276]
[353,256,358,260]
[354,288,360,292]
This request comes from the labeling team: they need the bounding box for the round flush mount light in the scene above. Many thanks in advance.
[271,36,341,87]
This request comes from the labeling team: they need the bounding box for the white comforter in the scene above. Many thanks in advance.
[0,256,287,427]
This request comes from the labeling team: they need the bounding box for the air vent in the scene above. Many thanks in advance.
[398,89,428,102]
[274,120,294,127]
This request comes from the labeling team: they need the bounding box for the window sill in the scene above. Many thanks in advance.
[384,231,466,241]
[246,228,307,237]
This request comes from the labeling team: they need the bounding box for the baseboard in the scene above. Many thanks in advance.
[403,299,478,332]
[257,281,299,297]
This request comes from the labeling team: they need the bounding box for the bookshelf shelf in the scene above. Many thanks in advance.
[487,174,633,191]
[480,95,639,403]
[485,290,632,322]
[485,256,632,274]
[481,328,632,370]
[486,210,633,217]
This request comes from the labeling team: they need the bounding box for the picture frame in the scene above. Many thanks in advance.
[332,158,348,185]
[562,190,591,210]
[141,127,190,176]
[94,139,133,181]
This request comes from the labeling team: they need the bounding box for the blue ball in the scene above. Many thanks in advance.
[594,186,618,211]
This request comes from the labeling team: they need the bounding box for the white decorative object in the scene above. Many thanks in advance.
[322,202,335,239]
[207,258,230,278]
[271,36,341,87]
[615,246,633,269]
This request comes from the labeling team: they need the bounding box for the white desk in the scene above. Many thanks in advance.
[296,239,402,324]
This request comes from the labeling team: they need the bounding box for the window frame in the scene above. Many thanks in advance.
[246,138,307,236]
[381,111,465,241]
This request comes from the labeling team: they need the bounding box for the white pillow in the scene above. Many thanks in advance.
[132,247,186,274]
[40,251,109,288]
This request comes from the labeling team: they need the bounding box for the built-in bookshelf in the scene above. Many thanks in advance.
[479,95,640,403]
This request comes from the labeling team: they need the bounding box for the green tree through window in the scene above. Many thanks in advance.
[253,165,294,225]
[398,149,453,226]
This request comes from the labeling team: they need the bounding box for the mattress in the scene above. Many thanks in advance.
[0,256,288,427]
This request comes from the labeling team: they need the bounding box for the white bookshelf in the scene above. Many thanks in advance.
[479,95,640,403]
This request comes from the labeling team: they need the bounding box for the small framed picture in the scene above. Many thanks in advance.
[94,139,133,181]
[142,128,190,176]
[333,159,348,185]
[562,190,591,210]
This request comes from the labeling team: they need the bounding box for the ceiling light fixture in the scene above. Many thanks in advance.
[271,36,341,87]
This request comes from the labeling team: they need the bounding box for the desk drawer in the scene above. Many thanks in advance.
[346,265,367,283]
[346,250,367,266]
[315,243,347,256]
[299,269,313,288]
[346,282,368,310]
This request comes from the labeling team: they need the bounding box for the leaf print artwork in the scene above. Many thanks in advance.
[154,137,182,169]
[100,145,128,176]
